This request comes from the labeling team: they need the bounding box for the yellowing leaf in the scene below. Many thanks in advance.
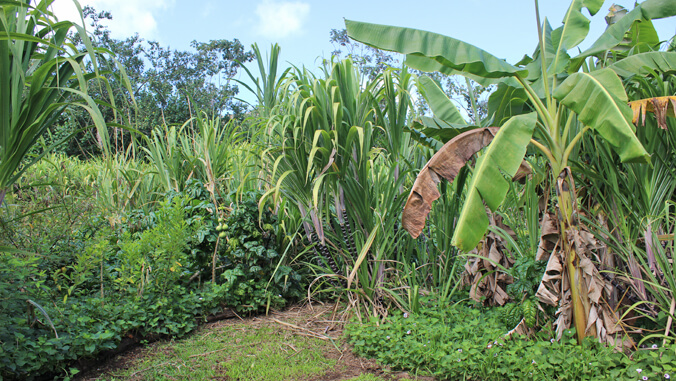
[629,96,676,130]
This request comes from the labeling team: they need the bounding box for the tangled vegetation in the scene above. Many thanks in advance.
[1,0,676,379]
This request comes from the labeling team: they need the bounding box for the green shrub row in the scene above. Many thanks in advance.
[345,298,676,381]
[0,184,302,379]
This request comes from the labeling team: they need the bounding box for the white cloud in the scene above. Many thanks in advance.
[51,0,173,39]
[255,0,310,39]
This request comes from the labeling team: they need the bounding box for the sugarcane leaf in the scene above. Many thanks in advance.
[553,68,650,163]
[451,112,537,252]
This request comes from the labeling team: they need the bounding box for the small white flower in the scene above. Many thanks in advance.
[643,377,648,381]
[532,360,536,364]
[406,330,411,335]
[423,344,426,347]
[652,344,659,349]
[637,369,643,374]
[487,344,493,349]
[494,353,497,357]
[386,336,390,340]
[494,341,498,345]
[550,338,555,343]
[665,374,670,379]
[403,312,409,318]
[457,349,462,353]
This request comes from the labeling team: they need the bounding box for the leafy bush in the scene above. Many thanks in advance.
[345,297,676,380]
[216,191,302,313]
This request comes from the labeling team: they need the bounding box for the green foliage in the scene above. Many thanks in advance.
[217,192,302,313]
[506,257,547,300]
[346,299,676,380]
[0,168,302,378]
[52,6,255,157]
[0,0,110,204]
[115,196,193,295]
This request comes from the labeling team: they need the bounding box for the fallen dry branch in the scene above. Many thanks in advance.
[272,318,336,340]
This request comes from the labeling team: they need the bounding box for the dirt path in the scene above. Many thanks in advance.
[75,302,435,381]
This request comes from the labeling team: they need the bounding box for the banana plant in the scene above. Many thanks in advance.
[0,0,111,206]
[346,0,676,343]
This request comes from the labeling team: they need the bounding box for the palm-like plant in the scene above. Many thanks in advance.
[0,0,110,205]
[346,0,676,343]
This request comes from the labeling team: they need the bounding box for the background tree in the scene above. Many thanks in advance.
[53,7,254,157]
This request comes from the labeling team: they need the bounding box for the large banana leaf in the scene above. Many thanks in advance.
[409,117,476,146]
[547,0,603,75]
[487,82,529,125]
[417,76,466,125]
[404,55,522,88]
[569,0,676,71]
[451,112,537,252]
[553,68,650,163]
[345,20,527,79]
[402,127,498,238]
[555,0,604,51]
[609,51,676,78]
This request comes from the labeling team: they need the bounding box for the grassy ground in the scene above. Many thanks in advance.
[76,304,434,381]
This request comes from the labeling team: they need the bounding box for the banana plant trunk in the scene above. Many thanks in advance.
[556,168,595,343]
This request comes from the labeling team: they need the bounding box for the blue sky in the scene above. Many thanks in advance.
[53,0,675,101]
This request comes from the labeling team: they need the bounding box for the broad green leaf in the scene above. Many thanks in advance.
[487,82,529,126]
[409,117,476,146]
[416,75,466,125]
[451,112,537,252]
[609,52,676,78]
[405,55,521,88]
[570,0,676,71]
[549,0,603,75]
[345,20,527,79]
[526,20,558,81]
[641,0,676,19]
[553,68,650,163]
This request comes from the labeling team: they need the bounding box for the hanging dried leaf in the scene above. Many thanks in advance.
[461,216,516,306]
[536,212,559,261]
[629,96,676,130]
[402,127,499,238]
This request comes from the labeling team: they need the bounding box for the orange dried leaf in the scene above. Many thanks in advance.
[402,127,499,238]
[628,96,676,130]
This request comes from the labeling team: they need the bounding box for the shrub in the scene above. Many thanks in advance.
[345,297,676,380]
[216,191,303,313]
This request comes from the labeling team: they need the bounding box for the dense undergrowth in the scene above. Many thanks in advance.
[346,298,676,381]
[0,170,303,379]
[2,0,676,380]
